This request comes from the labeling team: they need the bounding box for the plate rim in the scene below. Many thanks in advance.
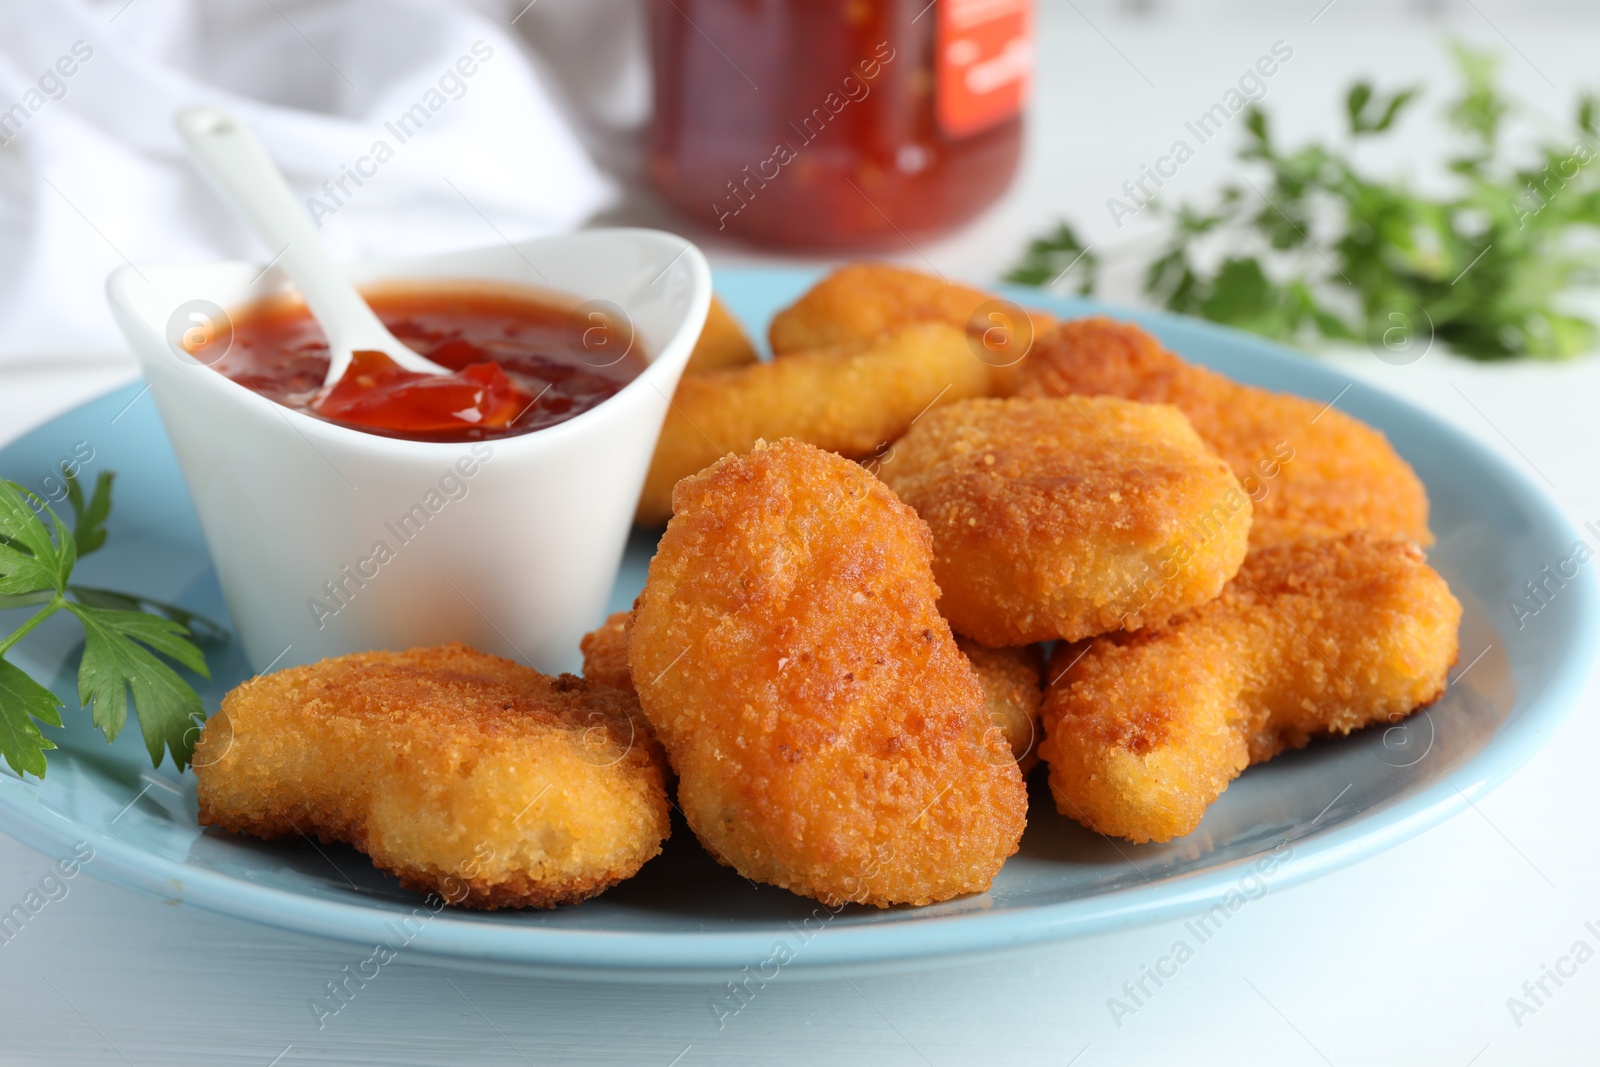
[1,276,1594,977]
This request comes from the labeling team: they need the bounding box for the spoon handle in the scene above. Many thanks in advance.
[174,106,439,384]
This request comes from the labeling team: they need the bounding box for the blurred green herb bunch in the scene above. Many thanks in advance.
[1008,44,1600,360]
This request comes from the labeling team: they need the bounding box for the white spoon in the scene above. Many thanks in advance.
[174,105,448,387]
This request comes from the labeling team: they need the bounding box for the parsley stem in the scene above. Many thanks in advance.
[0,595,64,659]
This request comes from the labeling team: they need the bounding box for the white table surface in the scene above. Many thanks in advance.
[4,3,1600,1064]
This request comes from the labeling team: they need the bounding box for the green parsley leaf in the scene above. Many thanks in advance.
[1002,221,1100,293]
[1347,82,1420,136]
[0,480,68,596]
[67,603,207,769]
[0,657,63,779]
[68,586,229,645]
[0,467,221,778]
[64,469,114,558]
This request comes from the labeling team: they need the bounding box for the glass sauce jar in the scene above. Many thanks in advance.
[647,0,1033,250]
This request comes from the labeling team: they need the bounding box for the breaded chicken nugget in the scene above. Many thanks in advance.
[194,644,670,909]
[636,322,991,525]
[1013,318,1432,547]
[957,637,1044,773]
[631,439,1027,907]
[579,588,1051,774]
[580,610,635,694]
[685,295,759,376]
[879,397,1252,645]
[1038,534,1461,843]
[769,262,1056,356]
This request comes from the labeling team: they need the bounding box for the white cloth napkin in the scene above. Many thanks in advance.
[0,0,621,362]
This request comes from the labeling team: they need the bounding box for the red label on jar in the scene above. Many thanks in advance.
[936,0,1033,138]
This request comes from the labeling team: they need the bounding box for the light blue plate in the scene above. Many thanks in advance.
[1,268,1594,980]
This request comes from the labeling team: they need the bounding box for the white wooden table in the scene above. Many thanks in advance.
[4,3,1598,1064]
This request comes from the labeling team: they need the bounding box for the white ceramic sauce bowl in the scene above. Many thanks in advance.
[106,229,710,675]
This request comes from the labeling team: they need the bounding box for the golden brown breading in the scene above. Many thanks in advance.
[685,295,759,376]
[1013,317,1432,547]
[957,637,1044,773]
[878,397,1252,645]
[769,262,1056,359]
[636,322,992,525]
[1038,534,1461,843]
[194,644,670,909]
[631,439,1027,907]
[580,610,635,695]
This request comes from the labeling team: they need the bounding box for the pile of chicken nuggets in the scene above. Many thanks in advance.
[194,264,1461,911]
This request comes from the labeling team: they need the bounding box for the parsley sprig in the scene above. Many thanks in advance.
[0,470,220,778]
[1007,44,1600,360]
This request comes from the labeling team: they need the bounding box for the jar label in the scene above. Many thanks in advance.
[936,0,1033,138]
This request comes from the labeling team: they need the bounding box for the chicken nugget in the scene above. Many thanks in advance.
[878,397,1252,645]
[580,610,635,694]
[957,637,1044,773]
[769,262,1056,355]
[1038,534,1461,843]
[1013,317,1432,547]
[685,295,759,376]
[631,438,1027,907]
[636,322,991,525]
[194,643,670,909]
[581,581,1049,775]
